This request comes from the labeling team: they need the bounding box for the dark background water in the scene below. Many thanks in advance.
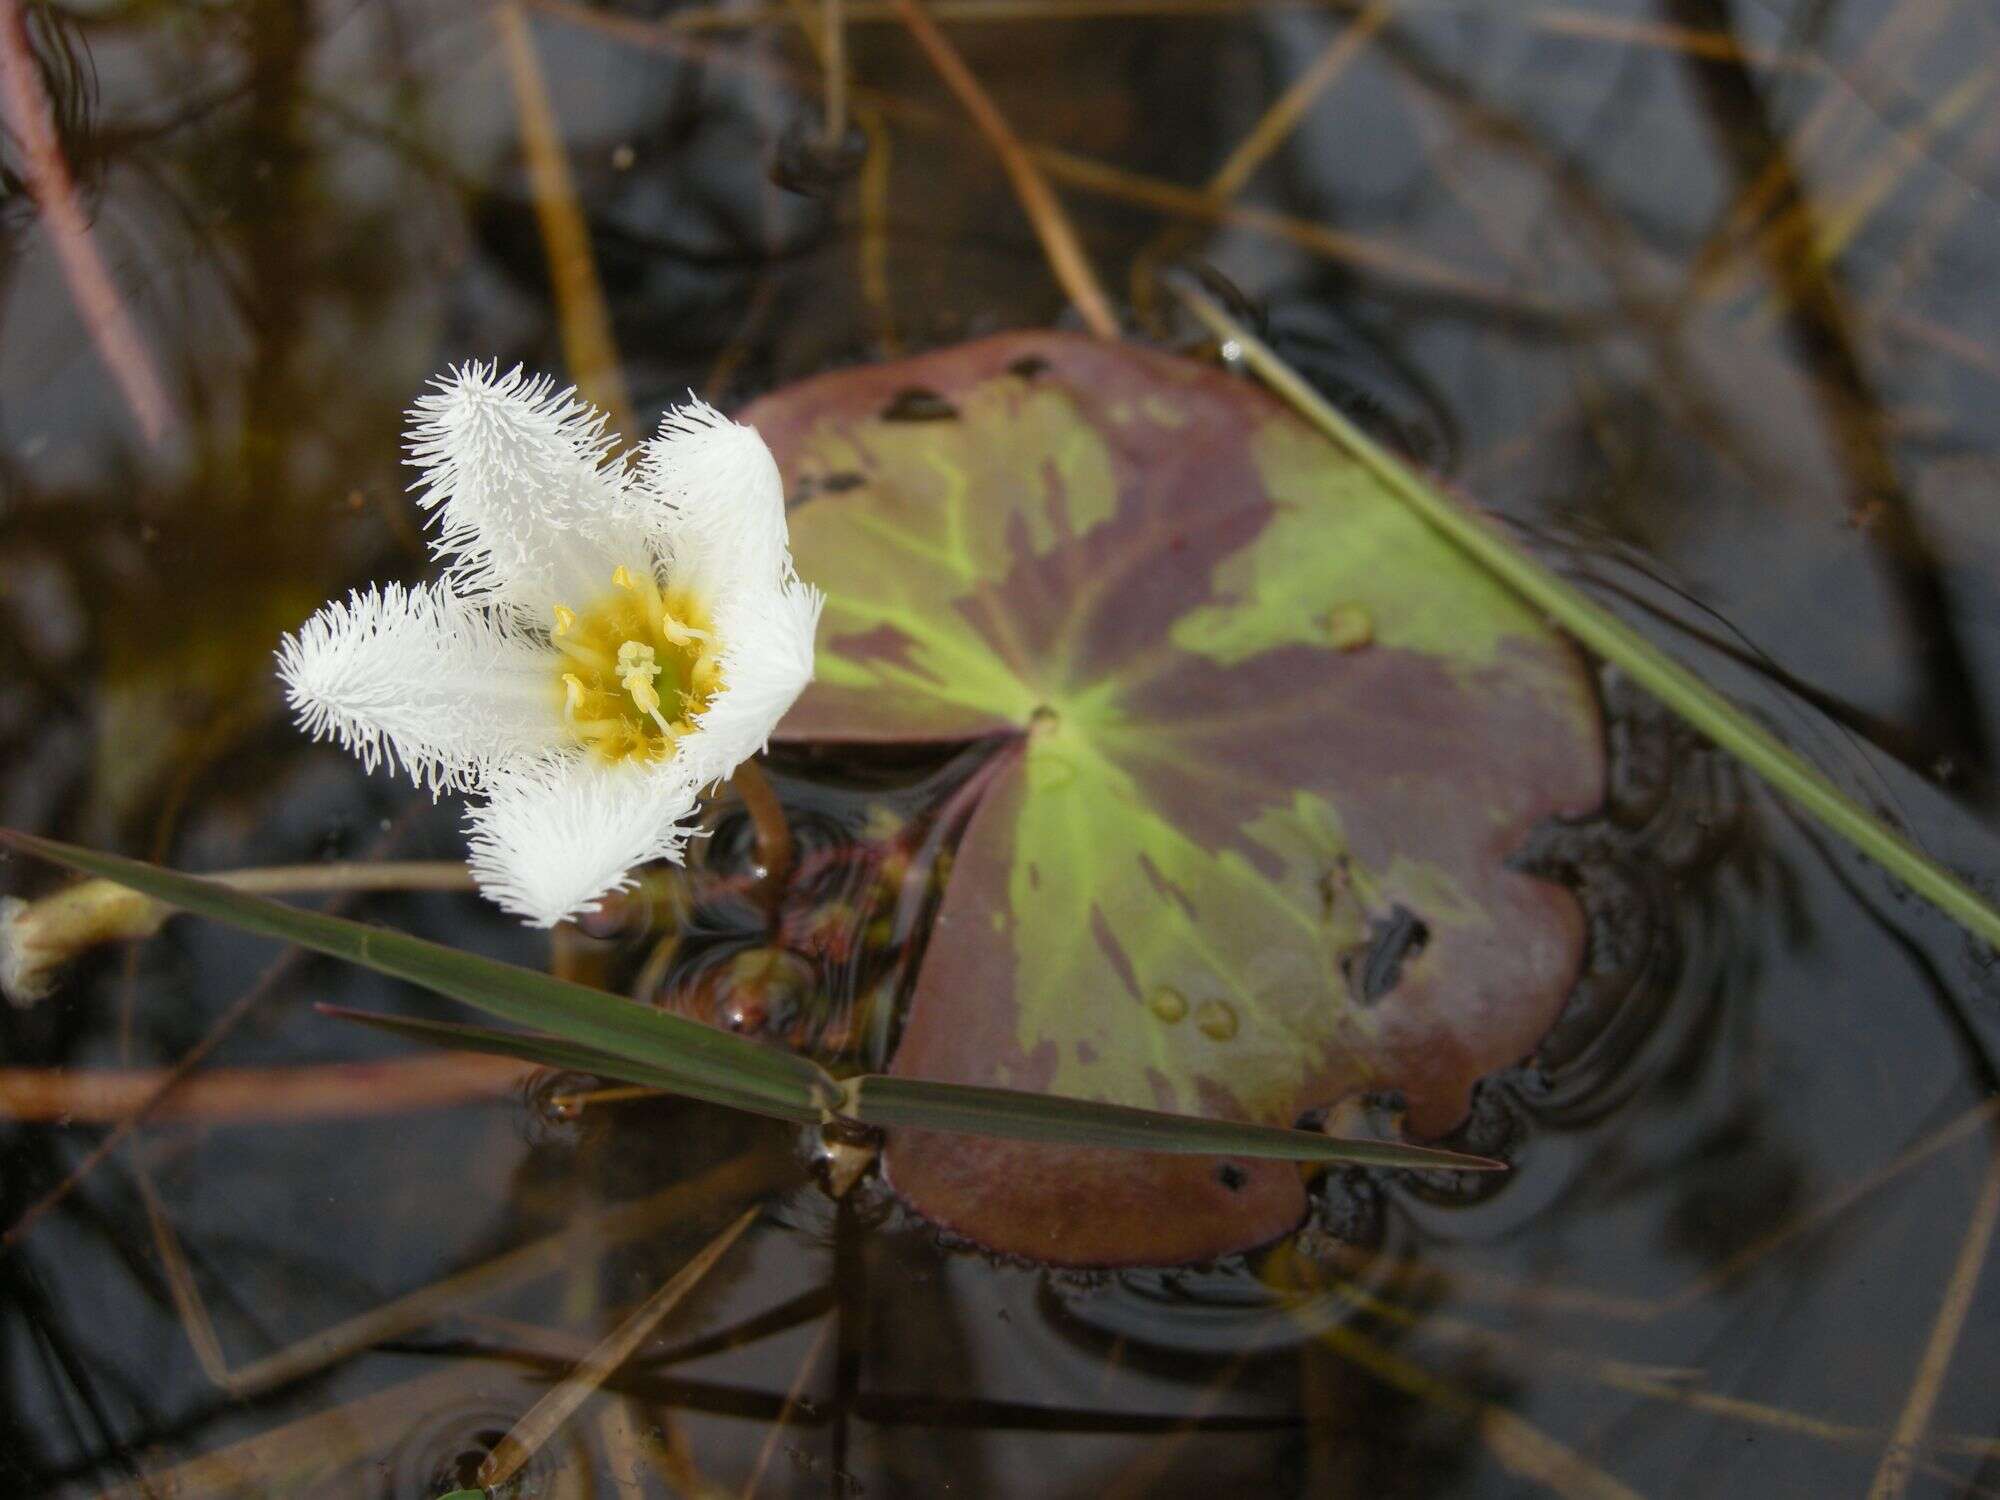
[3,0,1999,1494]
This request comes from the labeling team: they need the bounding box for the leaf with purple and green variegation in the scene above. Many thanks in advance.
[752,333,1604,1265]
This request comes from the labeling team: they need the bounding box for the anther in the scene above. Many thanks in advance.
[661,613,711,647]
[552,604,576,637]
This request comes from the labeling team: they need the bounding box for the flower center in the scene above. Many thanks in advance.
[551,566,722,762]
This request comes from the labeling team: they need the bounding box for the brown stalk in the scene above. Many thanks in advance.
[886,0,1121,338]
[1310,1097,2000,1325]
[530,0,1534,315]
[1321,1324,1644,1500]
[1,943,306,1248]
[1866,1137,2000,1500]
[742,1317,833,1497]
[663,0,1808,65]
[495,0,637,436]
[479,1204,761,1487]
[158,1149,784,1398]
[1132,5,1389,321]
[0,1052,533,1124]
[0,0,175,445]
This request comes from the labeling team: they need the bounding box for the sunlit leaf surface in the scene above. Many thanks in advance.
[754,333,1605,1263]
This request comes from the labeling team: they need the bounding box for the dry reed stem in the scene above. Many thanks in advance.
[1208,4,1389,201]
[741,1316,833,1497]
[529,0,1528,312]
[1685,0,1932,302]
[662,0,1809,66]
[1724,62,1994,321]
[1029,143,1535,311]
[495,0,637,436]
[0,0,175,446]
[479,1204,761,1487]
[1321,1324,1644,1500]
[1315,1269,2000,1468]
[1,945,308,1248]
[1302,1097,2000,1331]
[1871,98,2000,316]
[1663,1096,2000,1313]
[886,0,1121,337]
[108,1365,484,1497]
[0,1052,534,1123]
[857,108,899,347]
[1130,4,1387,321]
[1865,1135,2000,1500]
[158,1149,784,1397]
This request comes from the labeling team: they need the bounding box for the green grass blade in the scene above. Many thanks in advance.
[0,829,836,1115]
[845,1076,1504,1171]
[1172,278,2000,952]
[315,1005,825,1123]
[5,829,1496,1166]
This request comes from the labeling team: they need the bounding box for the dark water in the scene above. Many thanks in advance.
[4,0,1999,1494]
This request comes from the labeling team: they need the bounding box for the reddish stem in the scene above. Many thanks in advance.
[0,0,175,445]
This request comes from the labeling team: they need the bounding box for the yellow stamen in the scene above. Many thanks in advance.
[551,570,725,764]
[661,614,710,647]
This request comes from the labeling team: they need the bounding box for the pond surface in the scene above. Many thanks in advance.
[4,0,2000,1494]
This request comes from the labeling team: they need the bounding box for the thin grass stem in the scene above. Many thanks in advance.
[887,0,1121,338]
[1171,279,2000,952]
[478,1205,760,1487]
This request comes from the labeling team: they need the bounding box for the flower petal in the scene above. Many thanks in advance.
[676,570,825,788]
[464,757,701,926]
[636,397,791,593]
[407,362,646,613]
[276,582,565,793]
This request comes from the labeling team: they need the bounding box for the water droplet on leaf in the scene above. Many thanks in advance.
[1195,998,1238,1040]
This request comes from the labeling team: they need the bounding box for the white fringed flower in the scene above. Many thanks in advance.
[277,363,822,926]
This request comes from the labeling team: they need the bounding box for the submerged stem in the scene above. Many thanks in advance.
[729,758,796,903]
[1172,279,2000,951]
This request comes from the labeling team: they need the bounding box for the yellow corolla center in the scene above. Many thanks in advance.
[550,566,723,762]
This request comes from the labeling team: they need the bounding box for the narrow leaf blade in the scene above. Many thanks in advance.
[847,1076,1504,1171]
[315,1005,822,1124]
[0,830,833,1115]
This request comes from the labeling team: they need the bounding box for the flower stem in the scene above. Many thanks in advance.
[730,759,796,902]
[1172,277,2000,951]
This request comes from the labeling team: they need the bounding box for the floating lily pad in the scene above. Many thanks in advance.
[748,334,1604,1265]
